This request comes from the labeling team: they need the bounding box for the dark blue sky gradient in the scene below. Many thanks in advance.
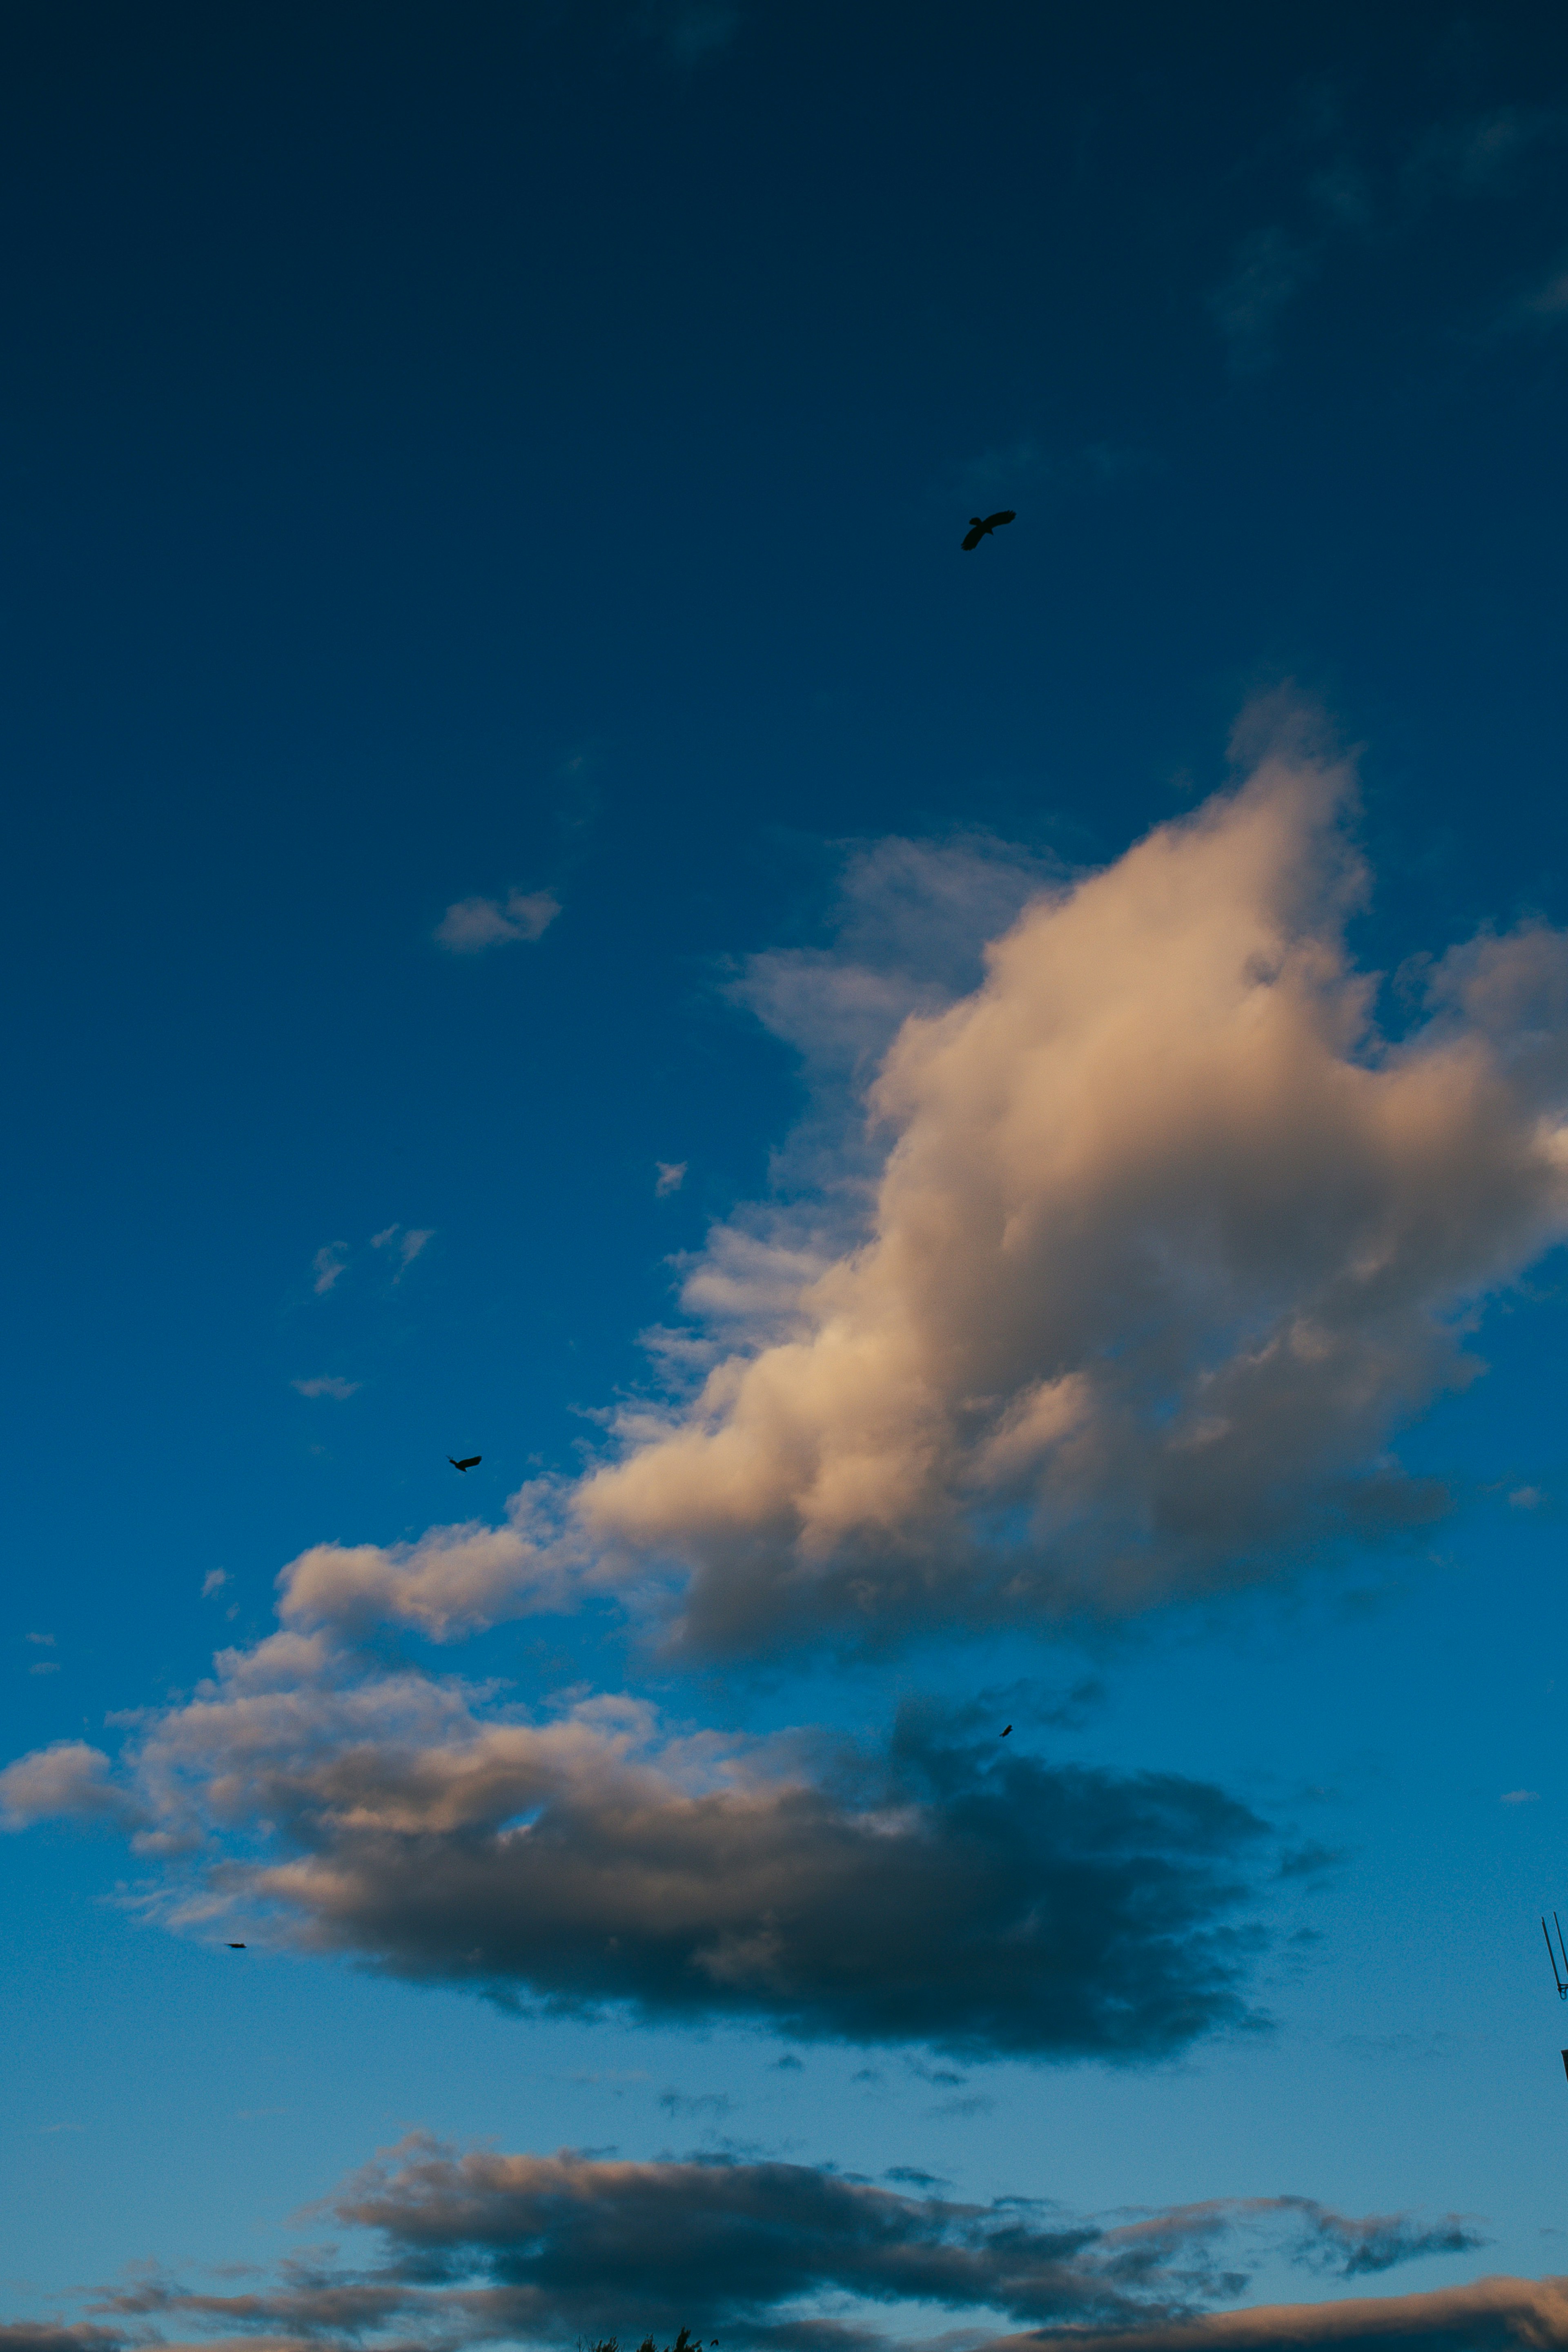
[8,3,1568,2341]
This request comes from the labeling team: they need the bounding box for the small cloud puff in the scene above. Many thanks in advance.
[1500,1789,1541,1804]
[655,1161,687,1196]
[28,1662,59,1676]
[202,1570,228,1598]
[1510,1486,1544,1509]
[25,1632,54,1646]
[371,1225,434,1275]
[312,1243,349,1295]
[434,889,559,954]
[292,1376,361,1401]
[0,1740,147,1832]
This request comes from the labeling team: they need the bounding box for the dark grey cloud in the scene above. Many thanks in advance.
[212,1691,1274,2059]
[3,1639,1273,2064]
[4,1657,1276,2061]
[0,2332,127,2352]
[72,2145,1487,2352]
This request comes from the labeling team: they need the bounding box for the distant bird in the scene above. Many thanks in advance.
[1001,1724,1012,1737]
[227,1942,246,1949]
[449,1455,481,1472]
[962,509,1016,550]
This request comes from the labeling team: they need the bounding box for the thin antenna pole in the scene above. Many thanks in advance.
[1543,1916,1566,1997]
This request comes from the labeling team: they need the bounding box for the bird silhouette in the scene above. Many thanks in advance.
[1001,1724,1012,1737]
[227,1942,246,1949]
[449,1455,481,1472]
[962,509,1016,550]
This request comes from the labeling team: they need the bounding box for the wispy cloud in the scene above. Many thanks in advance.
[1405,105,1568,202]
[292,1376,361,1401]
[1208,227,1321,369]
[958,437,1152,507]
[201,1570,227,1598]
[434,889,559,954]
[655,1160,688,1196]
[1500,1789,1540,1804]
[658,2088,733,2118]
[1515,264,1568,325]
[25,1632,55,1646]
[371,1223,434,1275]
[312,1242,349,1295]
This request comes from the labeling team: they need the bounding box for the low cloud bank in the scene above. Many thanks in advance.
[0,1656,1269,2059]
[63,2141,1487,2352]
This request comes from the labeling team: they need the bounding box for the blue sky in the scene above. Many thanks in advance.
[9,5,1568,2350]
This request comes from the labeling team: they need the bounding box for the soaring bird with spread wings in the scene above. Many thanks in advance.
[962,508,1016,550]
[449,1454,481,1472]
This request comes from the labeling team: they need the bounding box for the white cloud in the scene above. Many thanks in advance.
[292,1376,361,1400]
[202,1570,228,1597]
[312,1242,349,1294]
[568,703,1568,1650]
[434,889,559,954]
[655,1160,687,1196]
[1525,269,1568,321]
[28,1662,59,1676]
[276,1482,581,1642]
[0,1741,145,1831]
[24,1632,54,1646]
[1500,1789,1540,1804]
[185,708,1568,1660]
